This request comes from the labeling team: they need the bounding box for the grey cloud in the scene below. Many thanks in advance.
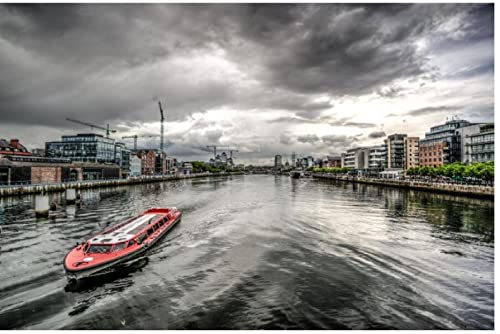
[343,122,377,128]
[368,131,386,139]
[279,133,294,145]
[406,105,462,116]
[297,134,319,144]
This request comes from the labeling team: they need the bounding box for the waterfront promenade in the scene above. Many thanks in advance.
[313,173,494,199]
[0,172,243,197]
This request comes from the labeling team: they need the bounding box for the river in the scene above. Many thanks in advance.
[0,175,494,329]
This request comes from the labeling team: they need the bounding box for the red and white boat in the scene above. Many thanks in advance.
[64,207,181,280]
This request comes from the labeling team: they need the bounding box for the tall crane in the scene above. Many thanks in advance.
[206,145,229,160]
[122,134,160,151]
[66,117,116,138]
[158,101,165,153]
[227,149,239,160]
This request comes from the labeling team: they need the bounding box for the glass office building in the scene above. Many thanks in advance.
[46,133,117,164]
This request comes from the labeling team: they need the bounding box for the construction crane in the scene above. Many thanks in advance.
[227,149,239,160]
[206,145,229,160]
[66,117,116,138]
[158,101,165,153]
[122,134,160,151]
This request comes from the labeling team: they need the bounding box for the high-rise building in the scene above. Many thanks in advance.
[464,123,494,164]
[274,154,282,169]
[404,137,419,169]
[385,134,407,169]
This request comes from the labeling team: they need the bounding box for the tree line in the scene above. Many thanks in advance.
[312,161,494,182]
[406,161,494,181]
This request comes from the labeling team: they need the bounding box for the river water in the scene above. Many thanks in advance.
[0,175,494,329]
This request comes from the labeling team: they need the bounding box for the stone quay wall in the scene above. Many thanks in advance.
[0,172,244,198]
[313,173,494,199]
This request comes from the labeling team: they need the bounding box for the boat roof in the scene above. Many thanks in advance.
[89,213,163,244]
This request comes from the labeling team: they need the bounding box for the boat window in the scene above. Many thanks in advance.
[138,233,147,244]
[147,228,154,236]
[113,243,126,252]
[87,244,112,254]
[128,239,136,247]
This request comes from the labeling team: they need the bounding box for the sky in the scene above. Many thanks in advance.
[0,3,494,165]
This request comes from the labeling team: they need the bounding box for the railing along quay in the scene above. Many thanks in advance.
[0,172,244,198]
[313,173,494,199]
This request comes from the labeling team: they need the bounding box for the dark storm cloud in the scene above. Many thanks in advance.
[0,3,494,163]
[0,3,490,128]
[229,3,486,96]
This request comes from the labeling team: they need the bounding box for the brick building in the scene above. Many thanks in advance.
[136,150,156,175]
[0,139,32,157]
[0,155,121,185]
[418,141,448,167]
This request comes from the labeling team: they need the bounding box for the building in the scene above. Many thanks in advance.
[136,150,156,175]
[368,145,387,170]
[343,147,370,170]
[155,151,167,175]
[418,119,484,167]
[46,133,116,164]
[404,137,419,169]
[274,155,282,170]
[301,156,314,168]
[115,142,131,177]
[465,123,494,164]
[129,154,141,177]
[0,155,121,185]
[0,139,31,157]
[385,134,407,169]
[31,148,46,157]
[419,141,448,167]
[322,156,342,167]
[178,162,193,175]
[166,157,175,174]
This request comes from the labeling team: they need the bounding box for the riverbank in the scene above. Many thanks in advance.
[313,173,494,199]
[0,172,244,197]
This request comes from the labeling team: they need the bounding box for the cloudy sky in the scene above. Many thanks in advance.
[0,3,494,164]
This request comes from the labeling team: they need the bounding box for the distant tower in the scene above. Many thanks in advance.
[291,152,296,167]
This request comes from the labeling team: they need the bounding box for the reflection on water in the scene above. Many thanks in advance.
[0,175,494,329]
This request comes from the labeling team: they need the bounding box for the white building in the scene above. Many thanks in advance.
[343,147,370,169]
[368,145,387,169]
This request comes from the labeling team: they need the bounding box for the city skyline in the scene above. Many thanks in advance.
[0,3,494,164]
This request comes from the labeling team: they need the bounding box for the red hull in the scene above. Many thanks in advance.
[64,207,181,279]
